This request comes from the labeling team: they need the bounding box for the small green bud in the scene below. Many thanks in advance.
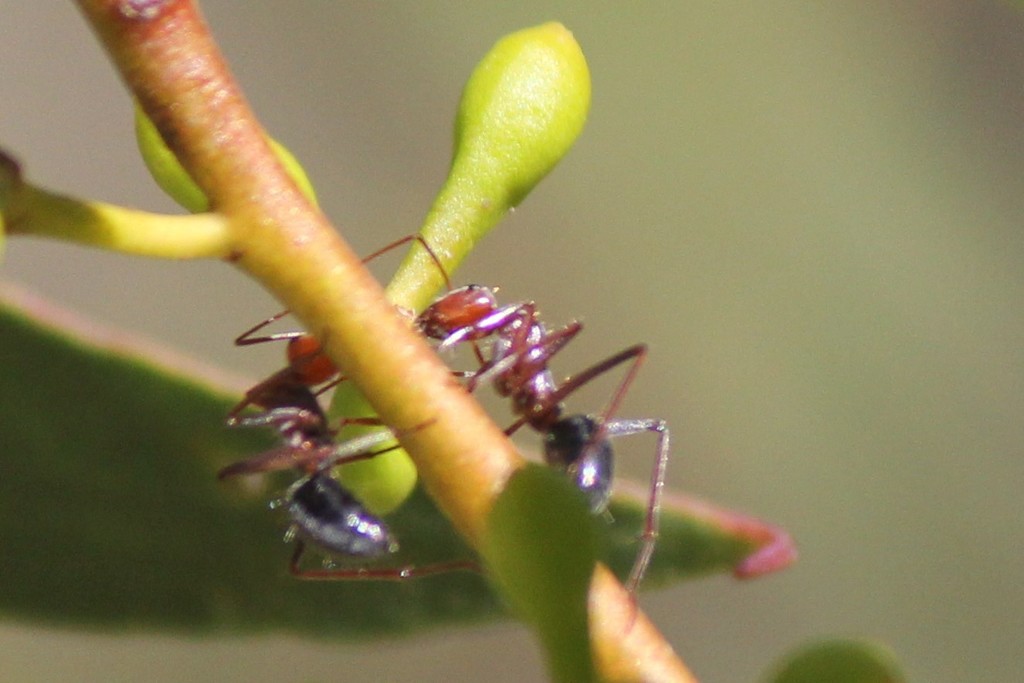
[386,22,592,311]
[338,24,591,511]
[766,639,906,683]
[134,104,317,213]
[453,21,591,208]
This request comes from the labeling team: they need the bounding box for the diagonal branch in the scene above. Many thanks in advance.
[74,2,696,680]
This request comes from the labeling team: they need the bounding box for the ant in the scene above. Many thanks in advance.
[417,292,671,594]
[221,383,477,580]
[227,235,480,423]
[231,235,669,591]
[218,380,353,480]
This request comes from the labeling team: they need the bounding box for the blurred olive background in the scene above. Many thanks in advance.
[3,3,1024,682]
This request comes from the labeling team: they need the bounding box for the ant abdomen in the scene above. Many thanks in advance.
[288,474,397,558]
[543,414,614,515]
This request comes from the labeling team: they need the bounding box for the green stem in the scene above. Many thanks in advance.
[4,179,230,259]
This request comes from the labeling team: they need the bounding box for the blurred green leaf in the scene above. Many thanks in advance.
[0,289,490,635]
[485,465,598,682]
[765,639,906,683]
[607,481,795,584]
[0,290,791,635]
[0,149,19,257]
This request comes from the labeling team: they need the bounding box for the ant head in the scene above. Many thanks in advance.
[418,285,499,339]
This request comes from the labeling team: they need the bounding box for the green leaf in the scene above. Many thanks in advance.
[484,465,598,683]
[0,149,19,256]
[0,288,491,634]
[765,639,906,683]
[606,481,797,584]
[0,290,791,633]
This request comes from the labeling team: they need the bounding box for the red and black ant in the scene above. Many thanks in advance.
[230,235,670,591]
[417,292,670,593]
[221,383,476,580]
[282,432,476,581]
[227,235,470,423]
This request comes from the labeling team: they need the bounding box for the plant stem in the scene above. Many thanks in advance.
[3,177,230,258]
[74,2,696,679]
[76,0,516,546]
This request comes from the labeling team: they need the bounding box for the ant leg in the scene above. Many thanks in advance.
[219,436,396,480]
[469,319,583,394]
[316,414,443,472]
[223,403,435,481]
[220,428,401,481]
[288,540,309,574]
[235,234,450,350]
[601,418,670,593]
[313,429,404,472]
[217,443,338,480]
[503,415,529,437]
[362,234,453,292]
[332,415,386,429]
[536,344,668,592]
[528,321,583,367]
[235,309,310,346]
[289,542,480,581]
[546,344,649,417]
[312,375,348,397]
[229,405,324,433]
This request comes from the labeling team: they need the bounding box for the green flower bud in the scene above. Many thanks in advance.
[386,22,591,311]
[454,21,591,208]
[0,150,19,254]
[134,104,317,213]
[338,23,591,512]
